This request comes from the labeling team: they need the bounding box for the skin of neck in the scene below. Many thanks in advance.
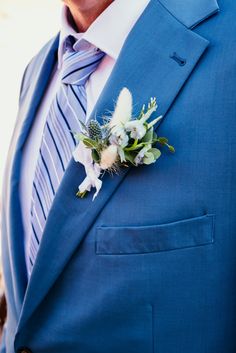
[63,0,114,32]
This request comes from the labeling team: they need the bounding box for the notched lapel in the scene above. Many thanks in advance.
[159,0,219,29]
[17,0,219,332]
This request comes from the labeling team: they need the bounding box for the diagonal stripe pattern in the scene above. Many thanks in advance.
[28,39,105,276]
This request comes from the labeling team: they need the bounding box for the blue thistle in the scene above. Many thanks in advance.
[88,120,103,140]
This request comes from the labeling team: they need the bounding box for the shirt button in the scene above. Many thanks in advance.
[17,348,32,353]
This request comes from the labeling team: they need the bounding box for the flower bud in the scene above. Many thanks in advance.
[100,145,118,170]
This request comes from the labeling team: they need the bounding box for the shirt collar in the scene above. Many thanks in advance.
[58,0,150,69]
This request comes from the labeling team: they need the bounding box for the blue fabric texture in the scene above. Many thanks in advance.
[2,0,236,352]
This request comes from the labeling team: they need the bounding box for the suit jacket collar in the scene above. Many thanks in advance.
[159,0,219,29]
[14,0,219,334]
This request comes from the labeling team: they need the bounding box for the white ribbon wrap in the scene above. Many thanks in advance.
[73,142,102,201]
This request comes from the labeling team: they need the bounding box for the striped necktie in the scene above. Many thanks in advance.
[28,39,105,276]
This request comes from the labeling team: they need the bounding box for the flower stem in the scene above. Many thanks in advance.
[124,139,140,151]
[76,190,88,198]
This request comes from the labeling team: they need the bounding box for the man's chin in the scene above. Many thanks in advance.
[62,0,113,12]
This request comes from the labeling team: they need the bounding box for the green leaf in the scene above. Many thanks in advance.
[142,127,153,143]
[92,149,100,163]
[74,133,87,142]
[149,148,161,160]
[143,152,155,165]
[83,137,98,149]
[130,139,139,149]
[157,137,168,145]
[124,151,136,165]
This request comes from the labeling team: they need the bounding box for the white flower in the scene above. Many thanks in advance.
[109,88,133,129]
[79,163,102,201]
[125,120,147,140]
[73,142,102,201]
[134,144,151,165]
[100,145,118,170]
[117,147,126,163]
[141,98,158,122]
[109,126,129,148]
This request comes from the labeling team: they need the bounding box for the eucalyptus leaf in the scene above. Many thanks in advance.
[149,148,161,160]
[124,151,136,165]
[92,149,100,163]
[142,127,153,143]
[143,152,155,165]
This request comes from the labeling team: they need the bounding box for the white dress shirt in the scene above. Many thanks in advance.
[19,0,150,263]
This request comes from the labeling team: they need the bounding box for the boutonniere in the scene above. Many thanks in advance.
[73,88,175,200]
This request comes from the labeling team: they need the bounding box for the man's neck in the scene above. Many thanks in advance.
[65,0,114,32]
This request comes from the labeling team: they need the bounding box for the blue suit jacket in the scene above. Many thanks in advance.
[1,0,236,352]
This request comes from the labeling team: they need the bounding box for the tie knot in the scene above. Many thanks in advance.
[61,40,105,86]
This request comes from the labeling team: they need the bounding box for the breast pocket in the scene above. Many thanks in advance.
[96,214,215,255]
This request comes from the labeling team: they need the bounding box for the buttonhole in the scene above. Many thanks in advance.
[170,52,187,66]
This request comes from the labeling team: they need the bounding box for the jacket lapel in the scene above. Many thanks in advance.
[17,0,218,332]
[4,35,59,312]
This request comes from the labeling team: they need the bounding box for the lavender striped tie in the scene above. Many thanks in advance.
[28,39,105,276]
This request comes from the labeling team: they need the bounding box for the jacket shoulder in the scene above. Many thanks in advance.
[20,34,59,98]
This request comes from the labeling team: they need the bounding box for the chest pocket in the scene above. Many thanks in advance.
[96,214,215,255]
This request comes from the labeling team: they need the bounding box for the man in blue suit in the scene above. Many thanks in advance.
[1,0,236,351]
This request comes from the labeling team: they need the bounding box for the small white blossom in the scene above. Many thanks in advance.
[109,126,129,148]
[141,98,158,123]
[125,120,147,140]
[134,144,152,165]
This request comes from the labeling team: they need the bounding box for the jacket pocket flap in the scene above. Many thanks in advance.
[96,214,215,255]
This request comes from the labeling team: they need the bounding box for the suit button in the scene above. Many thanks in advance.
[17,348,32,353]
